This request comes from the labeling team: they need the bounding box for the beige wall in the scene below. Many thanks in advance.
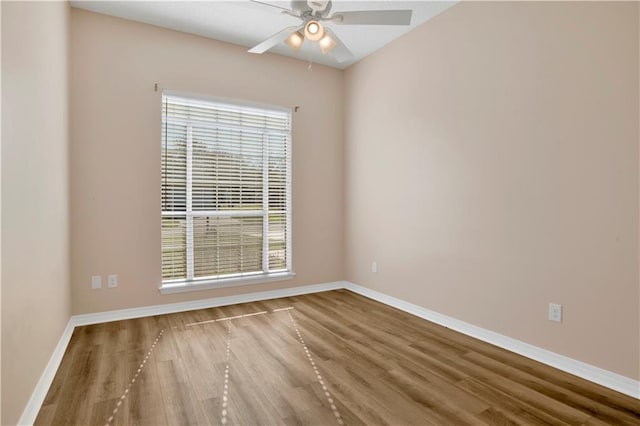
[1,3,3,423]
[344,1,639,380]
[1,3,4,422]
[70,9,344,314]
[1,2,71,424]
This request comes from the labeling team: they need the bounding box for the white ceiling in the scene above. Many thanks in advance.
[70,1,457,69]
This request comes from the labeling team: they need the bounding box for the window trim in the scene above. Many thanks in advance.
[159,271,296,294]
[159,91,293,294]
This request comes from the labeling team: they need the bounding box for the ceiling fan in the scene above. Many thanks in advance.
[248,0,413,63]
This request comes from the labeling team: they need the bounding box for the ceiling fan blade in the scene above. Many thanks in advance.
[248,26,301,54]
[250,0,294,13]
[331,10,412,25]
[325,29,353,63]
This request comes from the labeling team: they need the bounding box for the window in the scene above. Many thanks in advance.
[160,92,292,293]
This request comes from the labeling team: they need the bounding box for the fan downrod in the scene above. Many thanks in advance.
[291,0,332,18]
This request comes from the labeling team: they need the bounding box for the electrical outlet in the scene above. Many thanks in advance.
[372,261,378,273]
[108,274,118,288]
[549,303,562,323]
[91,275,102,290]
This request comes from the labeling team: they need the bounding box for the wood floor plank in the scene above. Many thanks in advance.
[463,350,640,425]
[123,349,170,425]
[412,344,593,424]
[35,290,640,425]
[320,358,445,426]
[34,404,57,426]
[40,332,83,407]
[40,343,102,425]
[156,358,210,425]
[475,407,523,426]
[456,377,573,425]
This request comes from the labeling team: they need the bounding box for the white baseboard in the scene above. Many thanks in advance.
[18,319,75,426]
[18,279,639,425]
[344,281,640,400]
[73,281,345,326]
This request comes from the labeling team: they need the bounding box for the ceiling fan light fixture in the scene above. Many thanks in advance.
[304,20,324,41]
[318,34,336,54]
[285,31,304,51]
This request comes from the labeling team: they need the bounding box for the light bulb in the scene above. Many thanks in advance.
[319,34,336,54]
[304,20,324,41]
[285,31,304,51]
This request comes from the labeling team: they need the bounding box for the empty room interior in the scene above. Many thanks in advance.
[1,0,639,425]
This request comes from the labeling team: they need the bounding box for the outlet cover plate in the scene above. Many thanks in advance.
[108,274,118,288]
[549,303,562,323]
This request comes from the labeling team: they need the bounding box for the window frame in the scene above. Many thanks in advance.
[159,91,294,294]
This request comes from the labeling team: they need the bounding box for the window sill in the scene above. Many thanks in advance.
[159,272,296,295]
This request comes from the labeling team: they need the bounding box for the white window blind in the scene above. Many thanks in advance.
[161,93,292,288]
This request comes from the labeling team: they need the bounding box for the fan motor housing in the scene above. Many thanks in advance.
[291,0,332,17]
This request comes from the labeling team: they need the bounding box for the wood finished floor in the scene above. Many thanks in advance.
[36,290,640,426]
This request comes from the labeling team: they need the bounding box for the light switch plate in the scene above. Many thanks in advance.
[91,275,102,290]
